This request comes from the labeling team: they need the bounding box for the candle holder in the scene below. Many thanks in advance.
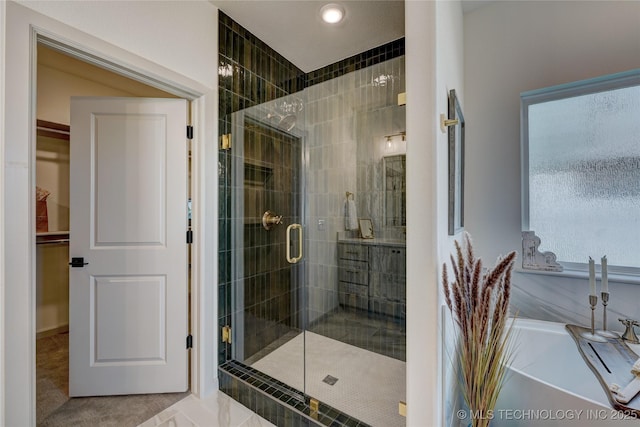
[597,291,618,338]
[581,294,607,342]
[590,294,597,334]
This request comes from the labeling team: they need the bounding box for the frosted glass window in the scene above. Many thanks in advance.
[522,71,640,270]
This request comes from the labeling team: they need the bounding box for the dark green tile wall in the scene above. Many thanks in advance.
[306,38,405,87]
[241,123,303,359]
[218,11,305,366]
[218,11,305,137]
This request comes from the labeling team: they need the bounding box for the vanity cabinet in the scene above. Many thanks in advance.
[369,246,406,318]
[337,241,406,319]
[337,243,369,310]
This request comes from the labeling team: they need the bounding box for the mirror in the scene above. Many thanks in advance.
[383,154,406,227]
[448,89,465,235]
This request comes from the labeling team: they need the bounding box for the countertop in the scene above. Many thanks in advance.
[337,237,406,248]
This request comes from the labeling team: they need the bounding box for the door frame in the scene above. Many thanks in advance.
[4,3,219,424]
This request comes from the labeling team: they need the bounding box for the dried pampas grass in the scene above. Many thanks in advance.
[443,232,517,427]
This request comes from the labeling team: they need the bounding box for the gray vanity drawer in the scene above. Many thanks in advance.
[338,281,369,310]
[338,260,368,284]
[339,281,368,297]
[338,243,368,261]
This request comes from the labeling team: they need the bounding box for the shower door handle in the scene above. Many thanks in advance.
[286,223,303,264]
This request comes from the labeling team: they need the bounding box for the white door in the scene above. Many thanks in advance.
[69,97,189,396]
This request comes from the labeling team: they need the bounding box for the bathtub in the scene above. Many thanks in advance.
[491,318,640,426]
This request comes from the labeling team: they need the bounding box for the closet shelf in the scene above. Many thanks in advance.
[36,231,69,245]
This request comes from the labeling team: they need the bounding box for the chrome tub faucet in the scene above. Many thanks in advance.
[619,318,639,344]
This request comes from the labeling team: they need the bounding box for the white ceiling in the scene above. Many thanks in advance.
[211,1,494,73]
[40,1,494,87]
[211,0,405,73]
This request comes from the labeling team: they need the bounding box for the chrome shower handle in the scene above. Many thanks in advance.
[286,223,303,264]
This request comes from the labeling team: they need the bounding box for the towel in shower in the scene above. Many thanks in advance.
[344,199,358,231]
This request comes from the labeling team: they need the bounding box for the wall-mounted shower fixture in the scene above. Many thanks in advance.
[267,111,297,132]
[262,211,283,230]
[266,98,304,132]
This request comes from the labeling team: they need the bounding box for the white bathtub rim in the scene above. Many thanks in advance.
[506,317,612,409]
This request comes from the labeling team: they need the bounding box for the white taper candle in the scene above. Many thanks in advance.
[601,255,608,293]
[589,257,596,296]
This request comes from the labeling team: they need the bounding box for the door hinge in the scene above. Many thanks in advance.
[221,325,232,344]
[220,133,231,150]
[186,229,193,244]
[187,125,194,140]
[186,334,193,349]
[399,401,407,417]
[310,398,319,420]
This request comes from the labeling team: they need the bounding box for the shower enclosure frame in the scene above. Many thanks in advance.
[227,107,309,366]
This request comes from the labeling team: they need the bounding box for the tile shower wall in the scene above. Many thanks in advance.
[218,11,305,364]
[238,124,303,360]
[305,57,406,324]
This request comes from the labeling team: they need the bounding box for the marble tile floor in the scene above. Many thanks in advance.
[137,393,276,427]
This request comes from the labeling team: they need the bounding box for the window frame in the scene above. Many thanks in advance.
[520,68,640,275]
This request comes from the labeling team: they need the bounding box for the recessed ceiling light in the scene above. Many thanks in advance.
[321,4,345,24]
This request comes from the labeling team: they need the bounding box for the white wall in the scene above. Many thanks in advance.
[464,1,640,329]
[17,0,217,90]
[435,3,465,426]
[405,1,439,425]
[0,1,6,422]
[3,2,218,424]
[465,1,640,264]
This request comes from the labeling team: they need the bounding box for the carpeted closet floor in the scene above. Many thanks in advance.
[37,332,188,427]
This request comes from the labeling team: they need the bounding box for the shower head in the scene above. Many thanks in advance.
[266,98,303,132]
[267,111,297,132]
[279,114,297,132]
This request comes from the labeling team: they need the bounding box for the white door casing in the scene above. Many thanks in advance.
[69,97,189,396]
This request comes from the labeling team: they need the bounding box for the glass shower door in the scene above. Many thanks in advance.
[227,95,307,396]
[225,55,407,427]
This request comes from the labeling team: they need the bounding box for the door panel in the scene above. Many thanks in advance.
[92,276,166,364]
[69,97,188,396]
[93,114,167,246]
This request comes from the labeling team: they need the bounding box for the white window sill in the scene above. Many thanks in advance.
[515,267,640,285]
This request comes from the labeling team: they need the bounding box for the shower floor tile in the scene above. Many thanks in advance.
[251,331,406,427]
